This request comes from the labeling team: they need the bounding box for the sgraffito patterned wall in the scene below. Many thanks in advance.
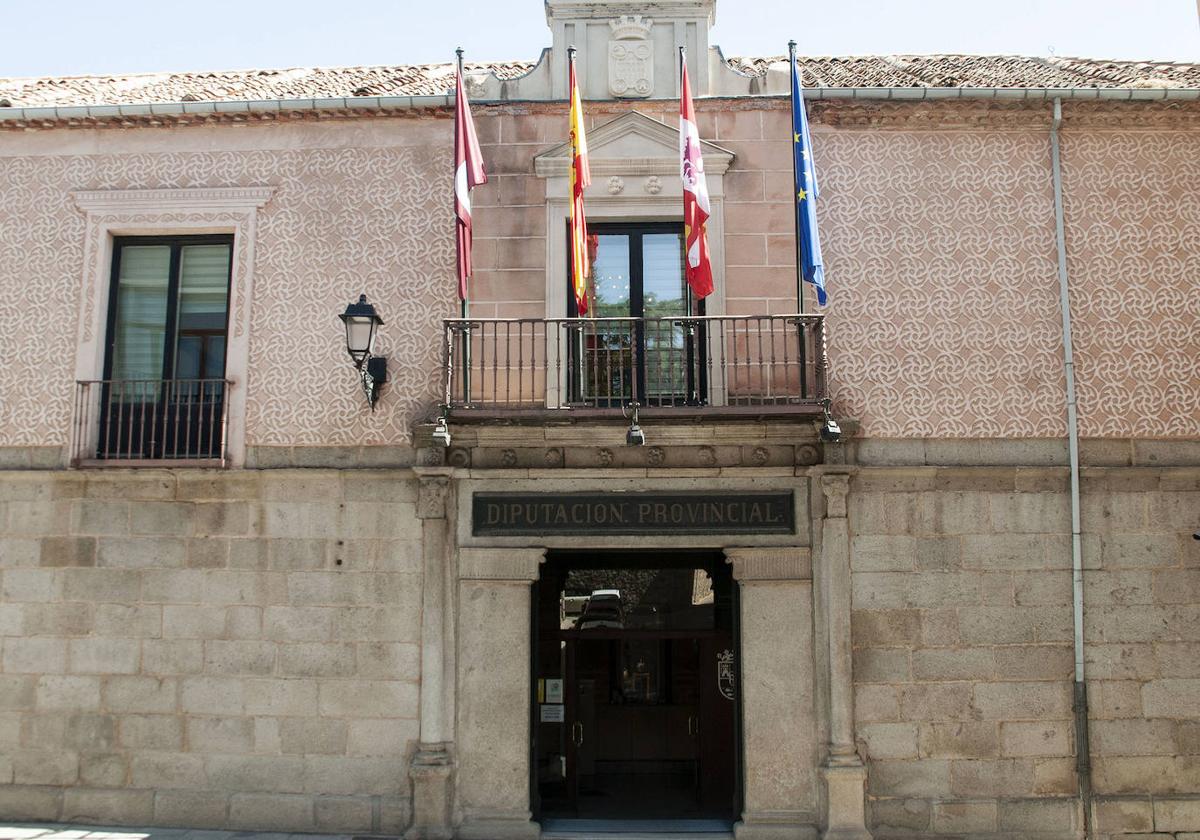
[1061,130,1200,438]
[0,125,455,448]
[0,156,87,448]
[817,129,1068,438]
[0,112,1196,448]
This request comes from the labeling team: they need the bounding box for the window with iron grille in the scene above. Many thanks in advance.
[94,235,234,461]
[567,222,707,406]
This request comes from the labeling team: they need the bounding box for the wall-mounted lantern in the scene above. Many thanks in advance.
[339,294,388,410]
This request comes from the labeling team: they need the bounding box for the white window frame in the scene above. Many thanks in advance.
[71,187,274,468]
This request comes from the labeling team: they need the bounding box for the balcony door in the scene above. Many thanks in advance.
[568,223,704,406]
[100,235,233,460]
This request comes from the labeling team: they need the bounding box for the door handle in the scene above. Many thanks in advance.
[572,721,584,747]
[688,715,698,737]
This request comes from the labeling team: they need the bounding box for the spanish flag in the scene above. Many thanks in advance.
[568,48,591,315]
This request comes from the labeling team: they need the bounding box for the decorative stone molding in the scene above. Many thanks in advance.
[812,99,1200,131]
[821,473,850,518]
[458,548,546,582]
[813,100,1054,130]
[725,547,812,581]
[70,186,274,468]
[534,111,733,179]
[414,467,454,520]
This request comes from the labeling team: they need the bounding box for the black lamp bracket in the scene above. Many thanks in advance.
[358,354,388,410]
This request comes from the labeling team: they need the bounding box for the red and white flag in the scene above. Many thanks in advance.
[454,62,488,301]
[679,52,713,300]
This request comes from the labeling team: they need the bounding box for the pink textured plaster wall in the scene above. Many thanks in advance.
[817,128,1067,438]
[0,108,1195,449]
[0,121,455,449]
[1061,130,1200,439]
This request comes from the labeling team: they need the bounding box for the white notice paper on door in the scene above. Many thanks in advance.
[540,704,565,723]
[545,679,563,704]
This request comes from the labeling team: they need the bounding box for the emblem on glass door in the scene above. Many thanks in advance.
[717,649,735,701]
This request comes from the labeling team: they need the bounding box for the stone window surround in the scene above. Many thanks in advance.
[534,112,733,408]
[535,113,731,322]
[70,187,274,468]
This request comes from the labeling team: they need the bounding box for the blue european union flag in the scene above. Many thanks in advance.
[791,53,826,306]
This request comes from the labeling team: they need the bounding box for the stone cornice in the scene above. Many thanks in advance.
[73,187,275,213]
[5,96,1196,132]
[812,98,1200,130]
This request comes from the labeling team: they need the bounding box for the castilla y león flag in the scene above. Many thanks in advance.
[568,51,591,315]
[679,52,713,300]
[454,62,488,301]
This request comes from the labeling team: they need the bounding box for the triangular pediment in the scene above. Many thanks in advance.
[534,111,734,178]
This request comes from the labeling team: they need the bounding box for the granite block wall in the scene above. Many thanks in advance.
[0,469,424,832]
[849,465,1200,839]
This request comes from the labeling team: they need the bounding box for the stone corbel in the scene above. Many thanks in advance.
[415,466,454,520]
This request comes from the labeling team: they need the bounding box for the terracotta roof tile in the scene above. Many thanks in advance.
[0,55,1195,108]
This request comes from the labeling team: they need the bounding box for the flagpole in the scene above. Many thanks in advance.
[456,46,471,404]
[789,40,806,316]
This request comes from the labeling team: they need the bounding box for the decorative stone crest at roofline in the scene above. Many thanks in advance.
[458,0,721,101]
[608,15,655,98]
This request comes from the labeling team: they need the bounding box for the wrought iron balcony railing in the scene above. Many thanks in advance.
[72,378,233,467]
[442,314,826,418]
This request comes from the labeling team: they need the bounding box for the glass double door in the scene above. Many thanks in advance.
[570,224,705,406]
[535,559,739,823]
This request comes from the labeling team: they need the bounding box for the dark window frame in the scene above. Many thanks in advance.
[103,234,235,384]
[566,221,692,319]
[566,221,706,405]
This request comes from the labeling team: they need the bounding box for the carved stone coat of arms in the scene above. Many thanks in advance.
[608,15,654,98]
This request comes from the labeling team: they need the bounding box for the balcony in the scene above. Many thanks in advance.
[441,313,826,421]
[71,378,233,467]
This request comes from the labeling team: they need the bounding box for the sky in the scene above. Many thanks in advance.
[1,0,1196,79]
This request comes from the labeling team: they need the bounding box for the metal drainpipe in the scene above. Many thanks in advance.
[1050,96,1092,838]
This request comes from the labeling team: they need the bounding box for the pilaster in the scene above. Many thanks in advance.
[818,473,871,840]
[726,547,819,840]
[408,467,456,840]
[455,548,545,840]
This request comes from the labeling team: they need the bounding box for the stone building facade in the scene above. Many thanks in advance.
[0,2,1198,839]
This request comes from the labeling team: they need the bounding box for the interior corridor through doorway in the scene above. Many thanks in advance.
[532,550,741,827]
